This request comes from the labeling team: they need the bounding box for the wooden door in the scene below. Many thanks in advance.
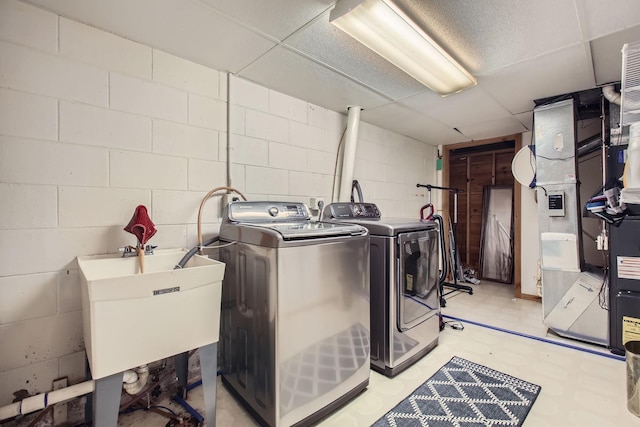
[443,135,523,296]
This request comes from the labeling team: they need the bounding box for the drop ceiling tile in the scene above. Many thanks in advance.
[24,0,276,73]
[394,0,582,74]
[19,0,633,146]
[479,43,595,115]
[591,24,640,85]
[284,9,428,100]
[457,116,527,141]
[197,0,335,41]
[399,86,512,128]
[238,46,389,113]
[361,103,470,145]
[515,111,533,132]
[579,0,640,40]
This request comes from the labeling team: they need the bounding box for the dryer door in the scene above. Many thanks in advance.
[397,229,439,331]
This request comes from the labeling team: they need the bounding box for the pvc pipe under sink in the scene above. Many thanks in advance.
[123,365,149,395]
[0,380,95,421]
[0,364,150,421]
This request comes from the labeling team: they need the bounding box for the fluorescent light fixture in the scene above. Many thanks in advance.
[330,0,477,96]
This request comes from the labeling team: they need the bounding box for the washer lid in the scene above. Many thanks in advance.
[334,217,437,236]
[321,202,436,235]
[260,221,366,240]
[222,201,367,241]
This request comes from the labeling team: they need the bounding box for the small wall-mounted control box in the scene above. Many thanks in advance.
[547,191,565,217]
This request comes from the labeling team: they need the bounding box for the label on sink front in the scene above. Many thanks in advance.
[153,286,180,296]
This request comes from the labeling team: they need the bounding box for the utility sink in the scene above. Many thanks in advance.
[77,248,225,379]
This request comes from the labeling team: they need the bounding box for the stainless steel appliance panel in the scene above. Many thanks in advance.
[277,237,370,426]
[368,237,387,367]
[369,231,440,376]
[219,243,277,424]
[320,202,440,377]
[219,233,370,427]
[397,230,440,331]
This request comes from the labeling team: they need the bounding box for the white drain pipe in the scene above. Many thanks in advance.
[338,106,363,202]
[123,365,149,395]
[0,380,95,421]
[0,364,150,421]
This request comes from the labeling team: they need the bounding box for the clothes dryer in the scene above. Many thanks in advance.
[321,202,440,377]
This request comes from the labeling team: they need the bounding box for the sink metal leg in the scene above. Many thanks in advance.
[84,358,93,425]
[199,343,218,427]
[174,351,190,399]
[93,372,123,427]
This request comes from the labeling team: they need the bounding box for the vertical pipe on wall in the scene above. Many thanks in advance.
[601,94,608,238]
[227,73,233,188]
[338,106,363,202]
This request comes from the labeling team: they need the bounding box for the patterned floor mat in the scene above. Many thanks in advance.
[373,356,541,427]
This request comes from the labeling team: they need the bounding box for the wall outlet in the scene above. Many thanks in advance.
[309,197,324,211]
[220,193,240,218]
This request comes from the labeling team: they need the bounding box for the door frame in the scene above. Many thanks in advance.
[442,134,524,298]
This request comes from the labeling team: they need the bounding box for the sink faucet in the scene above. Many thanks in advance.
[318,200,324,221]
[119,244,157,257]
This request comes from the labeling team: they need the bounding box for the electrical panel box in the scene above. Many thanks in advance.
[547,191,565,217]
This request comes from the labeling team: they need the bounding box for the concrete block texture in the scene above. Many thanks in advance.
[0,273,58,325]
[60,101,152,151]
[0,41,108,106]
[0,0,58,53]
[153,119,219,160]
[0,183,58,229]
[110,72,187,122]
[153,49,219,98]
[0,89,57,141]
[0,136,109,187]
[60,17,152,79]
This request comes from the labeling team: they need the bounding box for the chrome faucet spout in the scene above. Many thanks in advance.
[318,200,324,221]
[118,245,157,257]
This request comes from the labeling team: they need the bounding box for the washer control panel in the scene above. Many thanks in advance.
[325,202,381,219]
[228,201,309,222]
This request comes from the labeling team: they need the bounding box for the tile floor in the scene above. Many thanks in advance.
[120,281,637,426]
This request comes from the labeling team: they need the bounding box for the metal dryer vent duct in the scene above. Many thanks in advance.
[534,98,608,346]
[602,85,621,105]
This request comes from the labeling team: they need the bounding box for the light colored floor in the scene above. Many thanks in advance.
[119,282,637,426]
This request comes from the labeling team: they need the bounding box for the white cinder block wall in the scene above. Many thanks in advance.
[228,76,436,214]
[0,0,437,411]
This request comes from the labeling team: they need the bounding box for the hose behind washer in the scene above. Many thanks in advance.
[174,236,220,269]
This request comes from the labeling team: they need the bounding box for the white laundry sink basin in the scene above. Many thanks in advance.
[77,248,225,379]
